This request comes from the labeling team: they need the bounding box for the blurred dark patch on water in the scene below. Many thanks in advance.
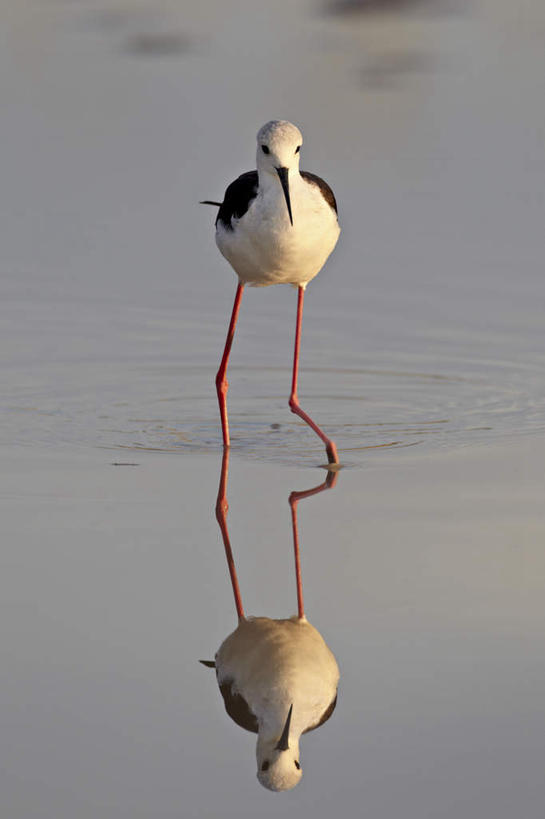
[80,5,190,57]
[124,32,189,57]
[361,51,434,87]
[325,0,471,15]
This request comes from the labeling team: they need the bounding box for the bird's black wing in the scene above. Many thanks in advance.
[301,171,338,215]
[219,679,259,733]
[216,170,259,230]
[303,692,338,734]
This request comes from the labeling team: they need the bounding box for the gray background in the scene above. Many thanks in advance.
[2,0,545,816]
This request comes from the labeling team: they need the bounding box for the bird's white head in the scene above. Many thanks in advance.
[256,120,303,173]
[256,120,303,227]
[255,704,303,792]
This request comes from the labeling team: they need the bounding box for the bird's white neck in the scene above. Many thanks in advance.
[257,166,301,190]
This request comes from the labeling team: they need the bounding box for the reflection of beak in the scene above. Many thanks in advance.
[275,167,293,226]
[275,704,293,751]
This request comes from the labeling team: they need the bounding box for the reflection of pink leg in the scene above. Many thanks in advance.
[216,283,244,448]
[289,286,339,464]
[215,448,245,621]
[289,470,338,619]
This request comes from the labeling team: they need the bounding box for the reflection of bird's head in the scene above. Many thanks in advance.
[257,748,302,792]
[256,704,303,791]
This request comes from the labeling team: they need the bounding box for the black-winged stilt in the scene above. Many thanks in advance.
[202,120,341,464]
[201,451,340,791]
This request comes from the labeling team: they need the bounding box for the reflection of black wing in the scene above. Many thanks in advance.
[219,680,259,733]
[303,692,338,734]
[216,171,259,231]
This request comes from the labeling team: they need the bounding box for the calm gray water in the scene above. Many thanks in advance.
[1,0,544,816]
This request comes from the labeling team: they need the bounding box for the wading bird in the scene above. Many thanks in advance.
[202,120,341,464]
[200,451,340,791]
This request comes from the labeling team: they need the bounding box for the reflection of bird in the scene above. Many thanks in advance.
[202,120,341,465]
[201,451,340,791]
[214,617,339,792]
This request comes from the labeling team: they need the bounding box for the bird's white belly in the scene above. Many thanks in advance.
[216,185,340,287]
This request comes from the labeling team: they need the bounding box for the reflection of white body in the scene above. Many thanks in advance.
[216,615,339,792]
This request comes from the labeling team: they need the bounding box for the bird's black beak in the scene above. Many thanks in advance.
[276,167,293,226]
[275,704,293,751]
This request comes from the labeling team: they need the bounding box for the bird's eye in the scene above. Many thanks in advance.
[261,760,270,772]
[295,145,301,154]
[261,145,270,155]
[294,760,301,770]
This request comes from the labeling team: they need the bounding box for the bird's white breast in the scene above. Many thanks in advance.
[216,175,340,288]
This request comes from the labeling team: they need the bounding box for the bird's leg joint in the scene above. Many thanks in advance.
[216,372,229,395]
[215,497,229,519]
[288,394,299,413]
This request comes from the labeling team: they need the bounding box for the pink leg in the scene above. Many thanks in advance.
[289,470,338,618]
[289,286,339,464]
[216,283,244,448]
[215,448,245,621]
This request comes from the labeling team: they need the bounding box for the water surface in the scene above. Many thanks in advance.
[1,0,544,816]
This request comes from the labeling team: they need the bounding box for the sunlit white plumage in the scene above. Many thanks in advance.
[206,119,341,463]
[216,121,340,288]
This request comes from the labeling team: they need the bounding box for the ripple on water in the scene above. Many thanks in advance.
[101,362,545,466]
[3,360,543,466]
